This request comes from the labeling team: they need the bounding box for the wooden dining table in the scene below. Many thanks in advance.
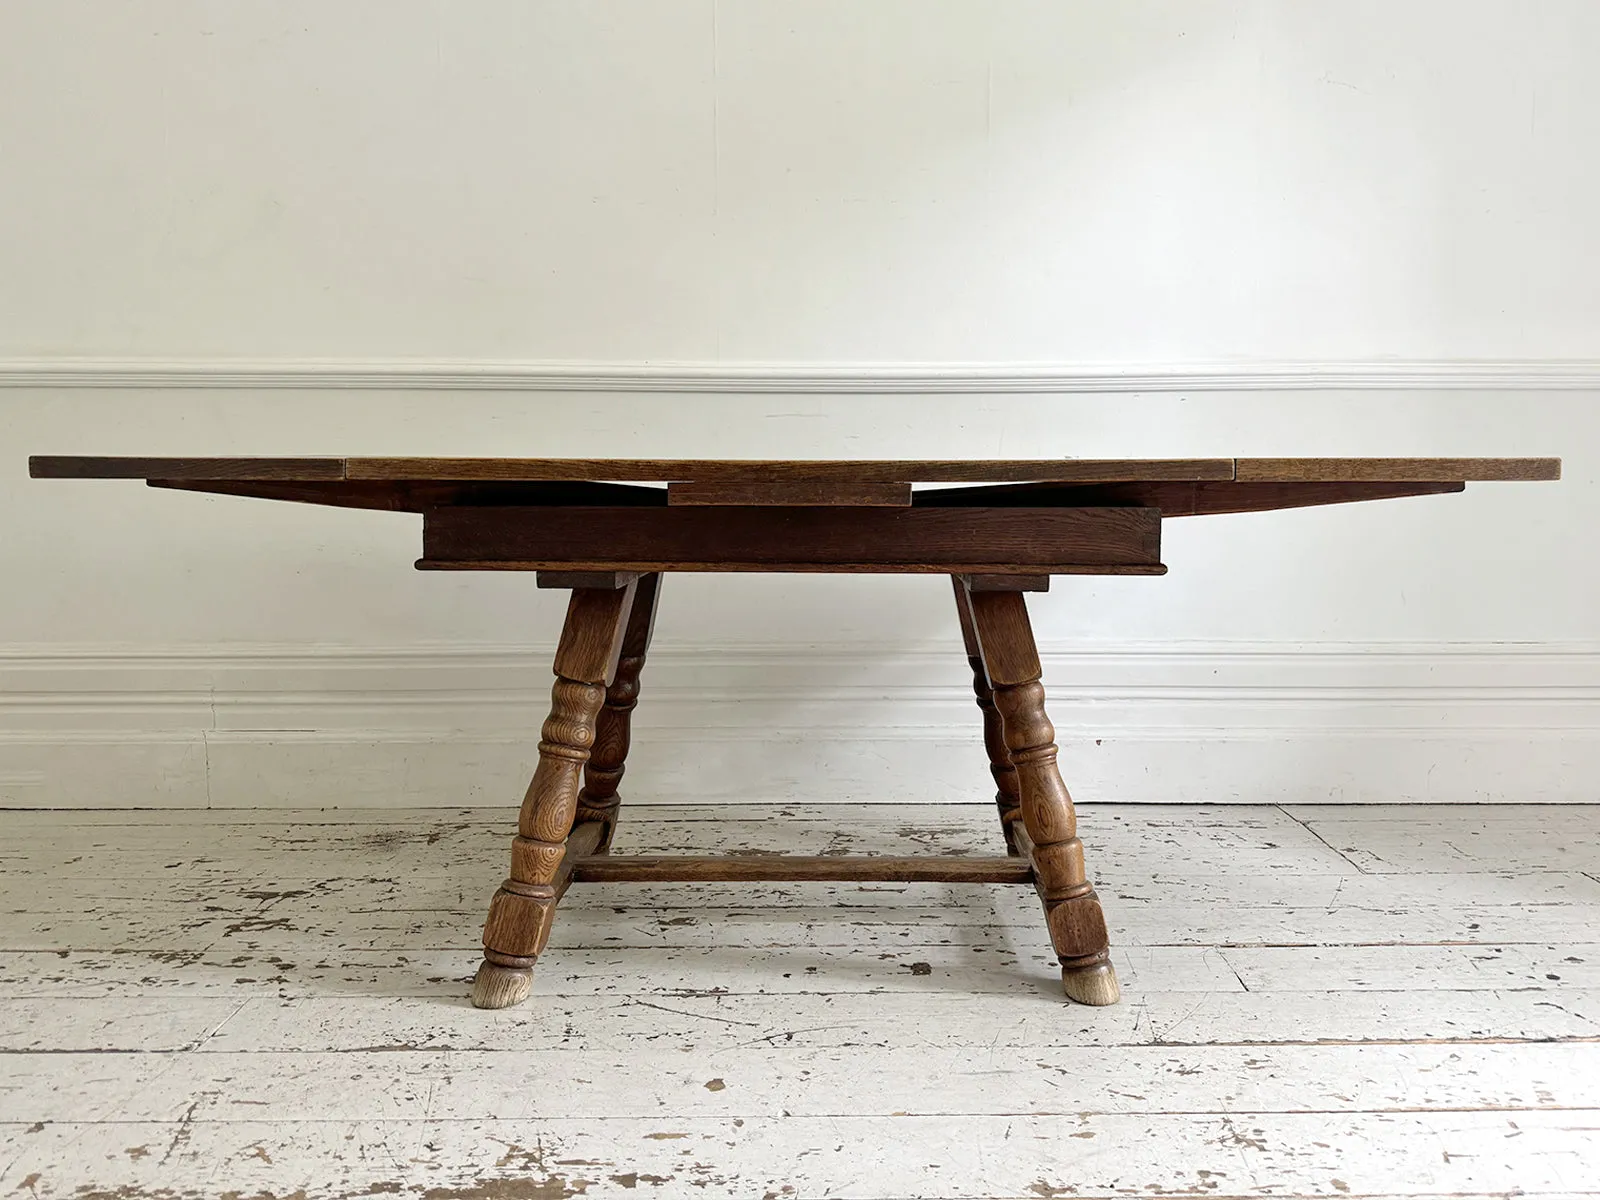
[30,453,1560,1010]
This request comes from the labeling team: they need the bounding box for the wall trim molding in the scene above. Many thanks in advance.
[3,640,1596,807]
[3,358,1600,392]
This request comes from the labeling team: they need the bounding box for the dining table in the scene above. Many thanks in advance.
[29,453,1560,1009]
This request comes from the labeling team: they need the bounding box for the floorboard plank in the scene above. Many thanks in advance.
[0,944,1245,999]
[559,901,1600,948]
[10,899,1600,952]
[11,868,1599,913]
[7,1044,1599,1125]
[0,997,244,1052]
[1290,822,1600,873]
[1222,943,1600,991]
[8,988,1594,1055]
[3,1112,1598,1198]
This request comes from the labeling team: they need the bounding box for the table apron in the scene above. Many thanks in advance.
[419,505,1163,574]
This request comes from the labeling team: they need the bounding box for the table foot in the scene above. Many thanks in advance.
[471,961,532,1010]
[1061,959,1121,1006]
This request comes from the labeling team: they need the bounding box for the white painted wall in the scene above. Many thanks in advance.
[4,1,1599,361]
[2,2,1597,806]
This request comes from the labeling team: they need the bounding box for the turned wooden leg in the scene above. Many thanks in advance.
[951,577,1023,855]
[473,581,638,1009]
[962,580,1120,1006]
[574,573,661,855]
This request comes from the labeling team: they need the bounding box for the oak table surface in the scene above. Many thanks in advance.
[29,454,1562,1010]
[28,454,1561,483]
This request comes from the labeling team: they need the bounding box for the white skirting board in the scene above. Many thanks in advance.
[2,641,1596,808]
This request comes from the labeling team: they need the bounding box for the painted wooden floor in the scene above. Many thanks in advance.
[1,802,1598,1199]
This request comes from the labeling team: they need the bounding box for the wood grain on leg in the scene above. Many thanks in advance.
[951,577,1024,856]
[473,582,638,1009]
[576,573,662,853]
[964,581,1120,1006]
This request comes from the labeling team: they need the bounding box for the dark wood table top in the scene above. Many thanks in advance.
[29,455,1562,485]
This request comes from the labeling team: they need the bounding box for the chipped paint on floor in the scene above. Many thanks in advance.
[2,802,1599,1197]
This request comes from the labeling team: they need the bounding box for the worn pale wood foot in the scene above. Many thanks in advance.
[473,580,638,1009]
[951,577,1024,855]
[471,960,532,1009]
[1059,959,1122,1005]
[575,573,661,854]
[961,579,1121,1006]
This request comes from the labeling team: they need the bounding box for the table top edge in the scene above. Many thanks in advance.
[28,455,1563,484]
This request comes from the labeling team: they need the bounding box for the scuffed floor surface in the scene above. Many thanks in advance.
[1,802,1599,1198]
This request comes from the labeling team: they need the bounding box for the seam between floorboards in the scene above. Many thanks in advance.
[1275,802,1373,874]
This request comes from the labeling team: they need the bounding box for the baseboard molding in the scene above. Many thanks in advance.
[3,357,1600,391]
[2,642,1595,808]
